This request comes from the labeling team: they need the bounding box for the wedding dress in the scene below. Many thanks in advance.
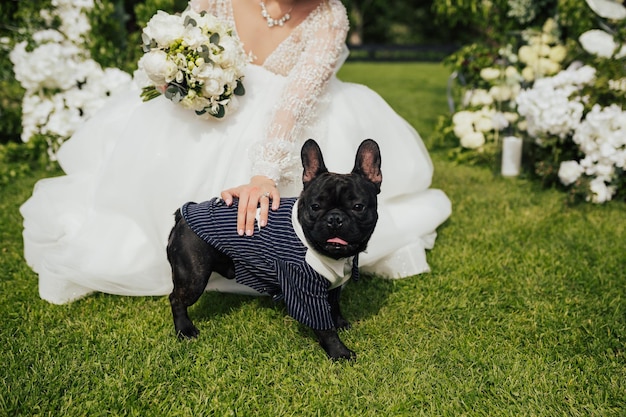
[20,0,452,304]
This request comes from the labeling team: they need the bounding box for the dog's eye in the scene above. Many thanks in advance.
[353,204,365,212]
[310,203,321,211]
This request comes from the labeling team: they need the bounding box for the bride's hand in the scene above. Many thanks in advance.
[221,176,280,236]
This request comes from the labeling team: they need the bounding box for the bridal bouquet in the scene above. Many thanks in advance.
[138,9,250,119]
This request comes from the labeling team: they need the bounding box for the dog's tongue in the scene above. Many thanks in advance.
[327,237,348,246]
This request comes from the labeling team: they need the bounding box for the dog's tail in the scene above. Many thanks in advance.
[167,209,183,252]
[173,208,182,223]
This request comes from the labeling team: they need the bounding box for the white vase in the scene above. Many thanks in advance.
[501,136,522,177]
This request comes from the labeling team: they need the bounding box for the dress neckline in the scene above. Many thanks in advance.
[227,0,326,67]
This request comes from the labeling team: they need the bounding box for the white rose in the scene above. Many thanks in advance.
[558,160,584,185]
[470,89,494,106]
[138,50,177,86]
[453,123,475,139]
[518,45,537,65]
[549,45,567,63]
[504,66,521,83]
[480,67,501,81]
[474,116,494,132]
[181,25,205,49]
[532,43,552,57]
[202,78,224,97]
[540,33,557,45]
[543,18,558,33]
[537,58,561,76]
[452,110,476,126]
[489,85,512,102]
[521,66,535,82]
[503,112,519,123]
[460,132,486,149]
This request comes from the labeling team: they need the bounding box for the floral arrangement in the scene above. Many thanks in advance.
[9,0,132,161]
[437,0,626,204]
[137,9,250,119]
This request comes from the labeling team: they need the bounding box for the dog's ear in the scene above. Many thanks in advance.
[301,139,328,187]
[352,139,382,194]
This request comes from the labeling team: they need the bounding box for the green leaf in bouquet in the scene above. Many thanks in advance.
[234,79,245,96]
[184,16,197,27]
[199,44,213,63]
[164,85,184,103]
[212,105,226,118]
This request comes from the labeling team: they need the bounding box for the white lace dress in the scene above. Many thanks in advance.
[20,0,452,304]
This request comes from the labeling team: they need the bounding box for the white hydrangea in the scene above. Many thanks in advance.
[10,0,132,155]
[574,104,626,176]
[516,64,596,140]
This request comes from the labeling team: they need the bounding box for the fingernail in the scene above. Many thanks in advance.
[260,219,266,227]
[246,229,253,236]
[238,229,244,236]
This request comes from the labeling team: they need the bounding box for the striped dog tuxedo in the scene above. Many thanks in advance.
[181,197,359,330]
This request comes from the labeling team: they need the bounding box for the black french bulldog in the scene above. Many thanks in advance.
[167,139,382,360]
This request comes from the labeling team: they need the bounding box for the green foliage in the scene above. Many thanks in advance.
[557,0,597,39]
[0,136,59,186]
[86,0,135,72]
[432,0,558,43]
[442,42,502,88]
[0,0,50,144]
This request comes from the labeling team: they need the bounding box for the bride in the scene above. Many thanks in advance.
[20,0,452,304]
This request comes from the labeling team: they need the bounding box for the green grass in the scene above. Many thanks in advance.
[1,62,625,416]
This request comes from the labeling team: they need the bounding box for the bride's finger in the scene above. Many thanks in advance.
[236,189,251,235]
[244,193,259,236]
[258,191,271,227]
[220,187,240,206]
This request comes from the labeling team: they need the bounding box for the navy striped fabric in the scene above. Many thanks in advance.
[181,197,354,330]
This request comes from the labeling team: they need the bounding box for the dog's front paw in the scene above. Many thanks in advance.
[314,329,356,361]
[174,318,200,339]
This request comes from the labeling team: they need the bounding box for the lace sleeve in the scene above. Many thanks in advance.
[250,1,349,184]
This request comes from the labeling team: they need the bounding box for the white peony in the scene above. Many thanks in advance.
[460,132,486,149]
[143,11,184,46]
[138,50,178,87]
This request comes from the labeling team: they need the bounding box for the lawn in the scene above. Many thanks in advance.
[1,62,624,416]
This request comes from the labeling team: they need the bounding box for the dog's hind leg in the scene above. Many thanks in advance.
[167,211,218,339]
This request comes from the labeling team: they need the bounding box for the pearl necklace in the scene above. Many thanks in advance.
[260,1,292,28]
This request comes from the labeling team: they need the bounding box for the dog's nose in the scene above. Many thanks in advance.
[326,213,343,229]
